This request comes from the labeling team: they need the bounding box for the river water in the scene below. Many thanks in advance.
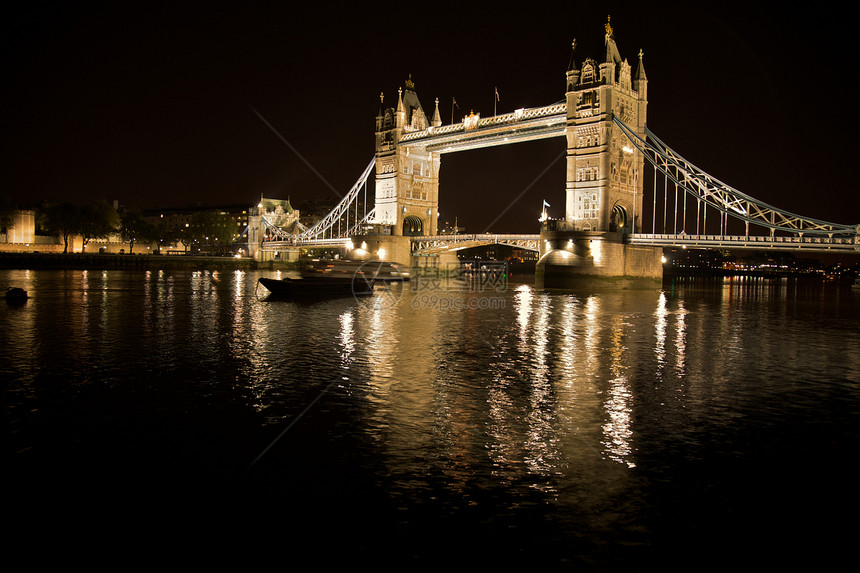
[2,267,858,568]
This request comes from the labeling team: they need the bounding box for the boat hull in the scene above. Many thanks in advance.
[5,287,28,304]
[258,276,374,299]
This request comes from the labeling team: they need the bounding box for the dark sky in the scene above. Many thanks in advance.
[4,2,857,234]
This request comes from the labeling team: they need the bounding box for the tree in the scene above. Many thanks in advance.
[119,209,154,254]
[151,221,181,254]
[39,201,81,253]
[0,194,17,242]
[79,200,119,252]
[187,210,234,252]
[177,225,194,253]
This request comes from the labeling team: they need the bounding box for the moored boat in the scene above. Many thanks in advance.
[5,287,28,302]
[257,275,374,299]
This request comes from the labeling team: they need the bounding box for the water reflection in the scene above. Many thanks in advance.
[514,283,532,348]
[338,309,355,380]
[5,267,858,561]
[654,291,667,380]
[522,292,561,489]
[363,298,397,399]
[582,295,600,386]
[675,300,687,376]
[603,313,634,468]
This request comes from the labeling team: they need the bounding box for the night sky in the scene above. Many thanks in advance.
[4,2,857,234]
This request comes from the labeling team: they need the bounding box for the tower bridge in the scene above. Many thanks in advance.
[256,18,858,282]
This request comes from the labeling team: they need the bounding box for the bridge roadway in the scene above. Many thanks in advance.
[261,232,858,255]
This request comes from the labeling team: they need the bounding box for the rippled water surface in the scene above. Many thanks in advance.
[2,268,859,568]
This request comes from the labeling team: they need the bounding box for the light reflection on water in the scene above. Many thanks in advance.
[2,269,859,566]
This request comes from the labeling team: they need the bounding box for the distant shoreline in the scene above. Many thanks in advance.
[1,252,855,284]
[0,252,287,271]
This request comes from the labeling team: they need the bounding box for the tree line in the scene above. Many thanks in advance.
[2,197,240,254]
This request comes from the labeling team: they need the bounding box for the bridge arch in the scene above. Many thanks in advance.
[402,215,424,236]
[610,203,629,233]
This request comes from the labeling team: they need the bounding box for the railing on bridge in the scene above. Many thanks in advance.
[412,234,539,254]
[629,233,858,253]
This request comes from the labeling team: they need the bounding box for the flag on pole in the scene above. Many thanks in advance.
[453,97,459,109]
[495,87,500,101]
[539,199,550,222]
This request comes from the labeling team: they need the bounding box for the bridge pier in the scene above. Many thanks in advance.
[536,229,663,289]
[256,246,302,264]
[347,235,412,266]
[412,250,459,274]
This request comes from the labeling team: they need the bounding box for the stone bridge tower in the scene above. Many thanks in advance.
[373,76,441,236]
[564,17,647,232]
[538,18,662,287]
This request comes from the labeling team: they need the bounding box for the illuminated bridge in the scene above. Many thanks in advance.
[258,20,858,265]
[261,107,857,257]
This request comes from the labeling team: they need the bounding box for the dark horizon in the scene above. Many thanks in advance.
[5,3,858,234]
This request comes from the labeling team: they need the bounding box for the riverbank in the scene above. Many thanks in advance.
[3,252,856,287]
[0,252,282,271]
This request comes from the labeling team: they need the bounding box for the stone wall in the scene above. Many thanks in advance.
[349,235,412,266]
[536,230,663,288]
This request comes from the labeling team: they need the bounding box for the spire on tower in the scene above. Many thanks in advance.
[431,97,442,127]
[634,49,648,97]
[604,16,622,65]
[635,49,647,82]
[568,38,579,72]
[396,87,404,112]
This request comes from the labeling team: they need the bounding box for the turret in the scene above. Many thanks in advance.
[600,16,621,84]
[566,39,580,93]
[395,87,406,129]
[634,49,647,99]
[431,98,442,128]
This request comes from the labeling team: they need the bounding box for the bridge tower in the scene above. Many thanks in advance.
[564,17,647,232]
[373,77,441,237]
[538,18,662,287]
